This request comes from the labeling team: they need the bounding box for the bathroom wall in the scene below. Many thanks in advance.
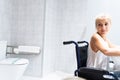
[0,0,45,77]
[43,0,88,76]
[0,0,90,77]
[0,0,11,41]
[0,0,88,77]
[9,0,45,77]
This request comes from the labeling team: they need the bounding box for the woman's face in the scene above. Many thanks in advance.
[96,19,111,36]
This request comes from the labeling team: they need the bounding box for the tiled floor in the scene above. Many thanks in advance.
[21,71,86,80]
[38,71,85,80]
[21,71,73,80]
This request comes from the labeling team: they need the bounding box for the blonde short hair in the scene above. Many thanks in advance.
[95,13,111,26]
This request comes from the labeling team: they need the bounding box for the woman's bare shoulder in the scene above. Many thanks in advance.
[91,33,100,41]
[90,33,99,52]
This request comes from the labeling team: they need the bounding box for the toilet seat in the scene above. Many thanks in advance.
[0,58,29,65]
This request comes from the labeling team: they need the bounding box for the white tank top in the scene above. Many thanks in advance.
[87,42,109,70]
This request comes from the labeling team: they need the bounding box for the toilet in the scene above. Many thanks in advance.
[0,41,29,80]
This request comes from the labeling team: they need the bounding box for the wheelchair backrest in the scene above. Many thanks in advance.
[76,41,89,69]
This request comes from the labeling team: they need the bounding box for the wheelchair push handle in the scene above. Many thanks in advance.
[77,41,89,46]
[63,41,89,46]
[63,41,78,46]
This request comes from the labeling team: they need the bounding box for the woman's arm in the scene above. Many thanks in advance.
[92,34,120,56]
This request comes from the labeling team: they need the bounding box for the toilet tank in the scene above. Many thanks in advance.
[0,41,7,60]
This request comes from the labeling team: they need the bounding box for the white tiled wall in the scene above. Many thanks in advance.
[0,0,44,77]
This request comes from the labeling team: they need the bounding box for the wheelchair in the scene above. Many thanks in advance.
[63,41,119,80]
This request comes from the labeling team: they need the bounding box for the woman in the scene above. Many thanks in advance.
[87,14,120,77]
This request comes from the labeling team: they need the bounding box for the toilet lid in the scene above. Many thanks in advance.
[0,58,29,65]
